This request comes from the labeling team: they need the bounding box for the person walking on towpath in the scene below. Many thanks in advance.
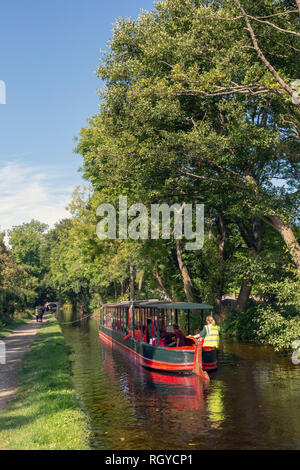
[37,306,45,323]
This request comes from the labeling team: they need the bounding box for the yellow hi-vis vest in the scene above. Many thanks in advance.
[203,325,220,348]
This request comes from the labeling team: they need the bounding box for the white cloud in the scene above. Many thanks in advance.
[0,161,80,232]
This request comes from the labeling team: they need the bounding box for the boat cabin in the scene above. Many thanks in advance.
[101,300,214,346]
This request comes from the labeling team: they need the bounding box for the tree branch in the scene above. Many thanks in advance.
[248,15,300,38]
[215,10,298,21]
[166,84,273,97]
[233,0,298,105]
[178,169,245,190]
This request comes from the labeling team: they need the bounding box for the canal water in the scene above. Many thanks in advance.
[58,310,300,450]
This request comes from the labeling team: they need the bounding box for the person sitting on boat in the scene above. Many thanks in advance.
[159,328,173,346]
[134,329,142,340]
[152,332,166,347]
[191,328,201,341]
[167,324,186,347]
[194,316,220,348]
[163,334,173,346]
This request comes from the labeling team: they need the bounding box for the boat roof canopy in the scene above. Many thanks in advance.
[103,300,213,310]
[147,302,213,310]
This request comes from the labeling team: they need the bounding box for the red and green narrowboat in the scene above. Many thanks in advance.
[99,300,218,377]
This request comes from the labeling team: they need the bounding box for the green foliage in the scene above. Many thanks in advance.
[8,220,48,267]
[7,220,50,307]
[253,276,300,351]
[221,306,259,342]
[255,306,300,352]
[0,233,32,320]
[222,276,300,350]
[72,0,300,350]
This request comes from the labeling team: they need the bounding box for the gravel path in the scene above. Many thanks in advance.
[0,319,42,411]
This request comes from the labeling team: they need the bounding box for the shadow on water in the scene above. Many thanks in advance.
[58,309,300,450]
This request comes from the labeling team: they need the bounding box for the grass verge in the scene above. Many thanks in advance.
[0,310,34,340]
[0,316,89,450]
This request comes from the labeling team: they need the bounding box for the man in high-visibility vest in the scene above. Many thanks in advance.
[193,316,220,348]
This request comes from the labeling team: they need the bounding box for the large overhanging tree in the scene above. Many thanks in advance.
[76,0,300,279]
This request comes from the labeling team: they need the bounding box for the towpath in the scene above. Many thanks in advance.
[0,319,41,411]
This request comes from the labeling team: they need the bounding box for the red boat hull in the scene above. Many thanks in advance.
[99,326,217,374]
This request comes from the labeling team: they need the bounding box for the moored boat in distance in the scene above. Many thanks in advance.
[99,300,218,378]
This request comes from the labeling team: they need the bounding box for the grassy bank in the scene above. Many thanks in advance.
[0,310,34,340]
[0,316,89,450]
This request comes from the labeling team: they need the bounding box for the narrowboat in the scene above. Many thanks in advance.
[99,300,218,377]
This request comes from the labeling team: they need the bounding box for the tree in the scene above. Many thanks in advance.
[7,220,49,305]
[0,233,31,319]
[72,0,300,352]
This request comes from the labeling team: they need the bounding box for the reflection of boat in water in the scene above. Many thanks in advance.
[100,335,208,411]
[99,300,218,377]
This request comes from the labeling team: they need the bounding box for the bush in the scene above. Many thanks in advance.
[221,304,300,352]
[255,305,300,351]
[220,306,258,342]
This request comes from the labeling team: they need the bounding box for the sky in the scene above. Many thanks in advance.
[0,0,155,233]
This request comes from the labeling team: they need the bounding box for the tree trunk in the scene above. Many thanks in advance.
[71,297,77,316]
[244,175,300,272]
[176,241,195,302]
[155,269,174,302]
[236,217,264,311]
[138,272,144,295]
[215,212,227,313]
[243,173,300,271]
[129,259,135,301]
[217,212,226,263]
[262,215,300,274]
[215,296,223,314]
[236,280,253,313]
[78,289,89,317]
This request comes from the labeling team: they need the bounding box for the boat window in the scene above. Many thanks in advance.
[165,309,176,333]
[104,308,112,329]
[127,307,133,335]
[133,308,142,340]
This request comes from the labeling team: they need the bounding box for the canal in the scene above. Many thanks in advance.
[58,310,300,450]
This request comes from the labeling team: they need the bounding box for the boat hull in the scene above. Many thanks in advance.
[99,326,217,374]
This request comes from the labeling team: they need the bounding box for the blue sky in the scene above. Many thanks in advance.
[0,0,155,232]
